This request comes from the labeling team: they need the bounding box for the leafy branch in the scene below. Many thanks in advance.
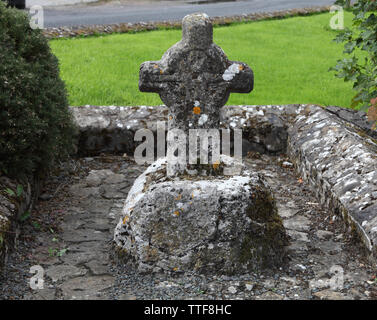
[330,0,377,128]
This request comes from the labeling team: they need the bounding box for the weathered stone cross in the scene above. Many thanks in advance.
[139,13,254,133]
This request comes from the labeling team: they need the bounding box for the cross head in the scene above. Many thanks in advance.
[139,13,254,133]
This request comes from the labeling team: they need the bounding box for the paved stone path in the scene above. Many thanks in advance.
[13,154,375,300]
[20,156,143,300]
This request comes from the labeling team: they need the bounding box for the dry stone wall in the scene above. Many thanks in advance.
[70,104,377,259]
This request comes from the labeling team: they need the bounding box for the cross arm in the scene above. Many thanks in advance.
[139,61,165,93]
[222,61,254,94]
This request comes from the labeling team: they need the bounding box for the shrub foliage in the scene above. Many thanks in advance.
[0,2,76,178]
[331,0,377,126]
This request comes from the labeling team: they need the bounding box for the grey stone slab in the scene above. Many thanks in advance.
[69,185,101,198]
[61,251,99,266]
[100,185,128,199]
[62,229,108,243]
[23,288,56,300]
[313,289,351,300]
[85,199,113,215]
[65,242,110,254]
[104,173,126,185]
[85,260,110,276]
[316,230,334,240]
[255,291,285,300]
[61,216,86,231]
[45,264,87,282]
[316,241,343,256]
[286,229,310,243]
[60,276,114,300]
[283,215,311,232]
[84,217,111,231]
[85,169,114,187]
[277,206,299,219]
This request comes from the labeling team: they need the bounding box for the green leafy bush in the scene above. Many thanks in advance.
[331,0,377,125]
[0,2,76,178]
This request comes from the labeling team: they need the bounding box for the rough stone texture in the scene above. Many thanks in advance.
[287,105,377,258]
[69,104,300,156]
[115,14,286,274]
[71,105,167,156]
[18,160,139,300]
[139,13,253,133]
[221,105,292,154]
[2,105,375,296]
[3,155,376,300]
[114,156,288,274]
[313,289,351,300]
[222,104,377,257]
[70,103,377,258]
[326,105,377,140]
[138,12,253,176]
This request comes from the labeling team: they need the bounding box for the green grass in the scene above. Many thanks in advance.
[50,12,357,107]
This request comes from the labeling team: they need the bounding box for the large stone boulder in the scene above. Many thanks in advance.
[114,156,288,274]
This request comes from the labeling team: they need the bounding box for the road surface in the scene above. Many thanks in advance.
[31,0,336,28]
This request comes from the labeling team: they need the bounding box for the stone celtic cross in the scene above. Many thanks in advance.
[139,13,254,133]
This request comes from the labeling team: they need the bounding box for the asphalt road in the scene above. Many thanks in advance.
[41,0,336,28]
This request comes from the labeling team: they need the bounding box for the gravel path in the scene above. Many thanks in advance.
[0,154,376,300]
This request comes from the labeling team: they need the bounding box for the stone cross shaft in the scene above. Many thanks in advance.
[139,13,254,133]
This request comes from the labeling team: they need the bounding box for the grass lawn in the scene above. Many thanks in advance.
[50,12,357,107]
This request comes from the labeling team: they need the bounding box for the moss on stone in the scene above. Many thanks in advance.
[0,217,11,268]
[236,185,288,270]
[238,217,288,269]
[355,129,377,148]
[186,161,225,176]
[142,245,160,263]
